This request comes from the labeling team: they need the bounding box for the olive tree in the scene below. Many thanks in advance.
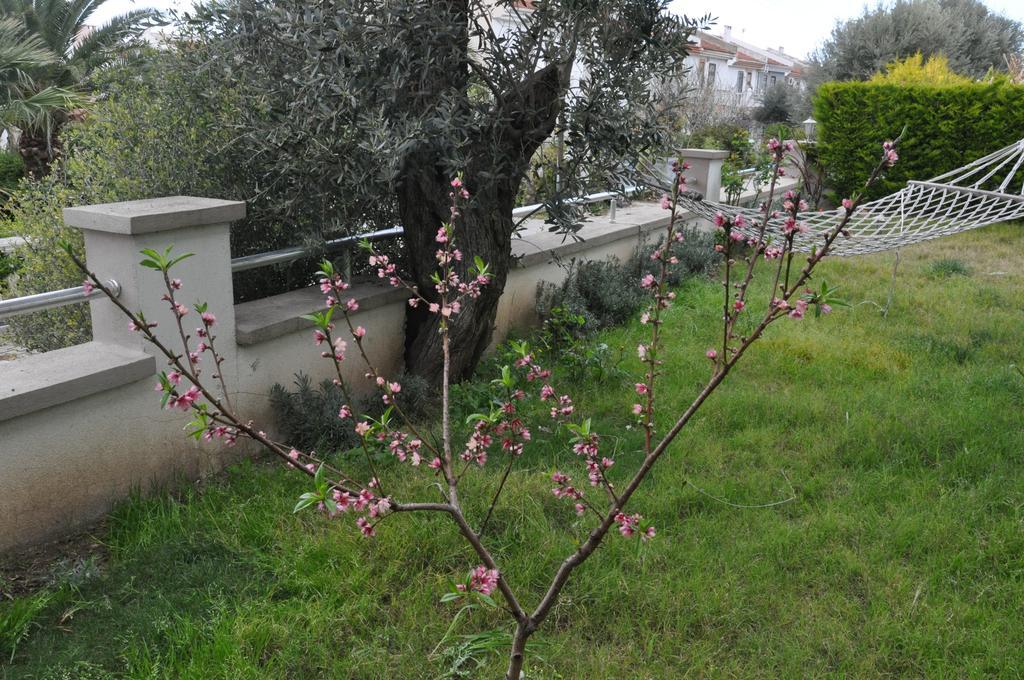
[177,0,704,382]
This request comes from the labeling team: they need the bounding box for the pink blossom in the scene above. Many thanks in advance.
[820,303,833,315]
[128,320,142,332]
[733,214,747,228]
[632,403,643,415]
[82,279,94,295]
[660,194,671,210]
[338,404,352,419]
[353,326,366,338]
[842,198,854,212]
[637,343,648,360]
[640,274,656,289]
[457,566,499,596]
[635,382,649,395]
[540,384,555,400]
[200,312,216,327]
[170,279,182,290]
[174,303,188,318]
[355,421,371,436]
[706,348,718,361]
[168,386,200,411]
[713,212,726,227]
[428,303,440,314]
[428,457,442,469]
[733,300,745,311]
[167,371,182,386]
[435,227,448,244]
[356,516,375,537]
[345,298,359,312]
[789,299,809,319]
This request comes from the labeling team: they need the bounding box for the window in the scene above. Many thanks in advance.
[735,71,744,92]
[770,75,777,87]
[746,72,752,90]
[708,62,717,83]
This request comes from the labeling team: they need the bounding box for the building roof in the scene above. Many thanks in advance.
[690,32,736,57]
[690,29,808,77]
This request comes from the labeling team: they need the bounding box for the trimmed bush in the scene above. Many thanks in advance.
[813,80,1024,200]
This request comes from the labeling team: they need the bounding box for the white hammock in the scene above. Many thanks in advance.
[680,138,1024,256]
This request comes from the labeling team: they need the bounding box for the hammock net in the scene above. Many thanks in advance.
[679,138,1024,256]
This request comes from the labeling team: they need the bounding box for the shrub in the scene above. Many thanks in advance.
[536,225,721,335]
[869,52,973,87]
[814,80,1024,200]
[0,151,24,199]
[271,371,436,453]
[536,257,644,334]
[637,225,722,283]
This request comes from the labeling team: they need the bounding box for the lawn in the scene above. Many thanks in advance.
[3,223,1023,679]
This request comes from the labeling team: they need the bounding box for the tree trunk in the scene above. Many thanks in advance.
[505,621,531,679]
[396,166,517,384]
[397,60,568,384]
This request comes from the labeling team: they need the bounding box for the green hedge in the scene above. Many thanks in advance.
[814,81,1024,200]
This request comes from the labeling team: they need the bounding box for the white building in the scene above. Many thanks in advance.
[686,26,807,108]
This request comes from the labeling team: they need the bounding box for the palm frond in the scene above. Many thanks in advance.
[0,16,59,83]
[70,8,165,71]
[0,83,85,129]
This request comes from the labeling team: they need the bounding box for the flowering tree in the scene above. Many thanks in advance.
[67,138,900,678]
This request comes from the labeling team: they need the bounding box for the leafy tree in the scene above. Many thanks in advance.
[0,0,164,174]
[176,0,704,383]
[811,0,1023,82]
[753,83,793,124]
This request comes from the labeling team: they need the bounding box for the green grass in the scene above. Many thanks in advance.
[4,223,1024,678]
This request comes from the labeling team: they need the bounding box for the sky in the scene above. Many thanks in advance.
[89,0,1024,61]
[669,0,1024,59]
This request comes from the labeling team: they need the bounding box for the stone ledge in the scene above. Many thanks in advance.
[64,196,246,235]
[0,341,155,422]
[676,148,731,160]
[233,177,800,345]
[234,280,408,346]
[512,203,675,268]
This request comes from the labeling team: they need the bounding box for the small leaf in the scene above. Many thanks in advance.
[293,492,322,514]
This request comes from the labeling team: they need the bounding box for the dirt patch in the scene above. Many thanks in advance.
[0,521,109,600]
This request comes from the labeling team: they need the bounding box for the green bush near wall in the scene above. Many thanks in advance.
[0,151,24,197]
[813,81,1024,200]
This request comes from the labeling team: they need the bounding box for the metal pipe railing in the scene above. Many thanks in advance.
[230,226,404,273]
[0,187,639,320]
[0,280,120,321]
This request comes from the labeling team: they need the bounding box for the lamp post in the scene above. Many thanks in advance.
[803,117,817,141]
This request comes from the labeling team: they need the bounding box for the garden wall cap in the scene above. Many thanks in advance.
[64,196,247,235]
[675,148,730,160]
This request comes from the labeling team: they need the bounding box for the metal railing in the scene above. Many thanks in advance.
[0,187,639,322]
[0,280,121,321]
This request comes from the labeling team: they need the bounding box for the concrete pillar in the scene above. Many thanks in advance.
[663,149,730,202]
[64,196,247,374]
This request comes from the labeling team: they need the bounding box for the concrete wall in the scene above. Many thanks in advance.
[0,174,798,553]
